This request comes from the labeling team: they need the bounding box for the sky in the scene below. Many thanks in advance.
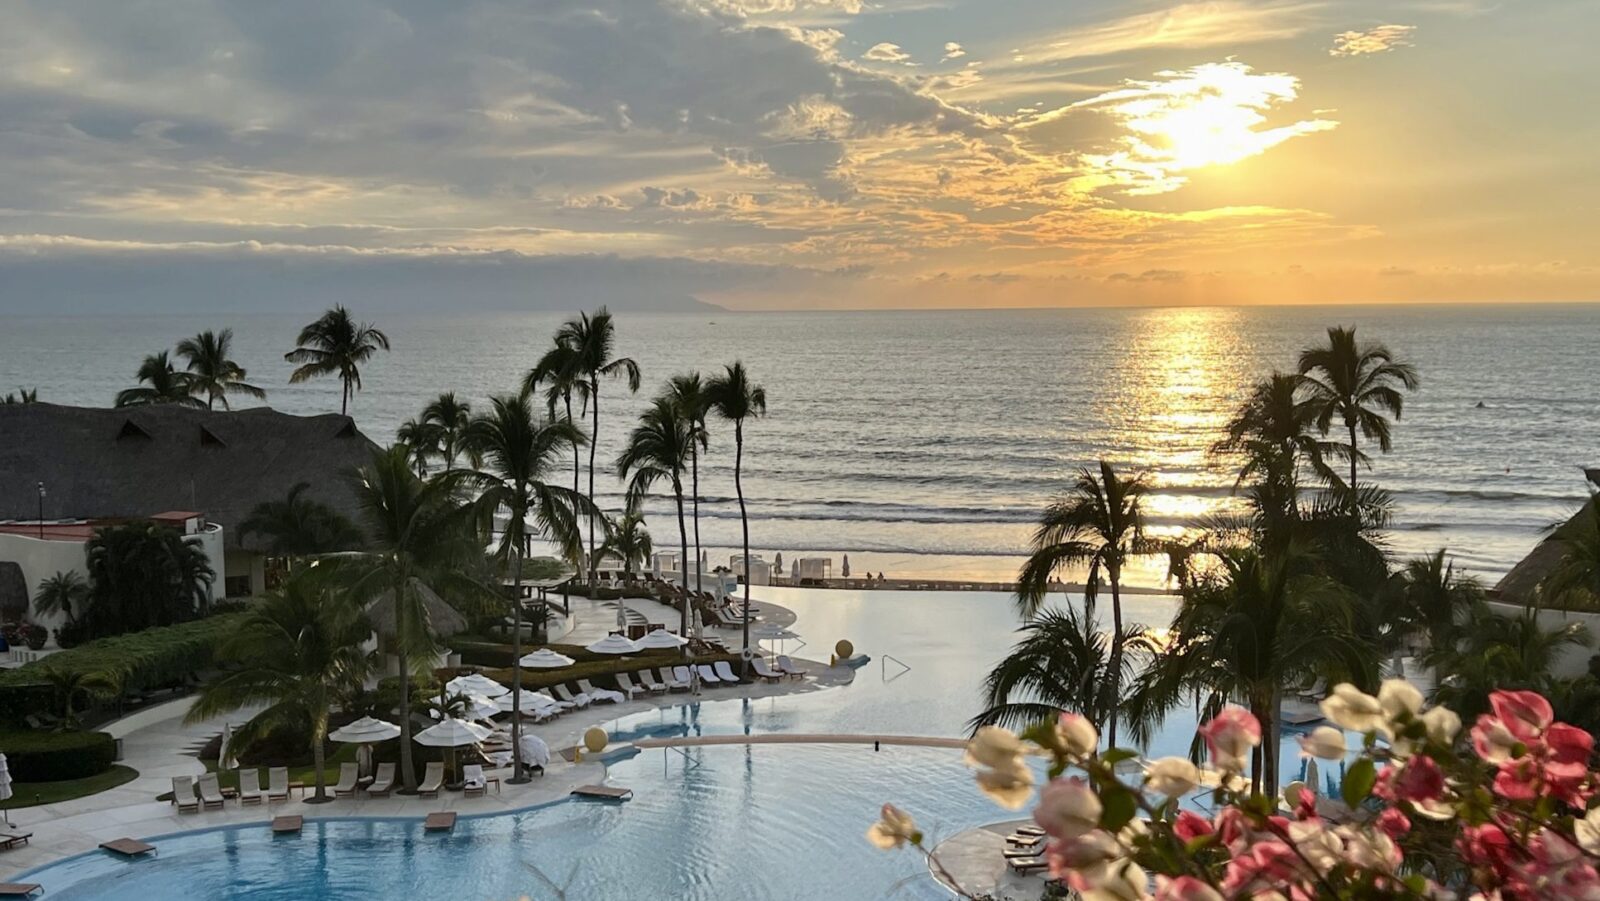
[1,0,1595,311]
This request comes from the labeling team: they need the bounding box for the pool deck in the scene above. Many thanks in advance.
[930,819,1054,901]
[634,734,965,750]
[0,594,846,881]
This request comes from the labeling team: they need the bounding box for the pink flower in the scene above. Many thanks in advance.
[1393,755,1445,803]
[1490,690,1553,742]
[1376,807,1412,839]
[1200,705,1261,771]
[1034,777,1101,839]
[1220,841,1302,896]
[1174,810,1214,844]
[1155,875,1224,901]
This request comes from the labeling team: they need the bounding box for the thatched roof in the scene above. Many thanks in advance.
[365,583,468,639]
[1494,497,1597,605]
[0,561,27,620]
[505,556,576,588]
[0,403,376,553]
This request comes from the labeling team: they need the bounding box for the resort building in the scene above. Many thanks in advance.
[0,402,375,607]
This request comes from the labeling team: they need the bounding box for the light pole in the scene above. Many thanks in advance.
[36,482,45,539]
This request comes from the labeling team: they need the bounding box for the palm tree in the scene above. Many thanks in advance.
[84,521,215,636]
[37,667,118,730]
[458,392,593,782]
[1,388,38,404]
[284,306,391,416]
[175,328,266,410]
[668,373,710,596]
[342,446,488,791]
[557,309,641,584]
[1214,373,1351,495]
[186,570,373,801]
[33,570,89,625]
[1297,326,1419,509]
[705,362,767,659]
[1015,461,1149,746]
[237,482,365,566]
[970,605,1142,736]
[525,337,588,611]
[395,418,443,477]
[1427,610,1590,723]
[1135,547,1375,793]
[617,396,694,634]
[1541,499,1600,610]
[1388,550,1486,652]
[422,393,476,471]
[600,512,653,580]
[115,351,204,407]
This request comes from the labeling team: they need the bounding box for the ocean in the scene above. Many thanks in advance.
[3,304,1596,586]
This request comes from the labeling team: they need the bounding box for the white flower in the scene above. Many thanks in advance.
[1035,777,1102,839]
[1575,807,1600,856]
[975,759,1035,810]
[965,726,1025,770]
[1077,858,1149,901]
[1297,726,1348,761]
[1144,757,1200,797]
[866,803,918,849]
[1474,717,1519,765]
[1057,712,1099,758]
[1378,679,1423,723]
[1420,706,1462,744]
[1320,684,1384,734]
[1288,820,1343,874]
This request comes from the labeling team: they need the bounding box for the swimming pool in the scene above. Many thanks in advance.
[19,587,1343,899]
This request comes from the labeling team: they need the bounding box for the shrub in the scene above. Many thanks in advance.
[0,729,117,781]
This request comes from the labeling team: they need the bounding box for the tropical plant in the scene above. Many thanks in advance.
[667,373,710,595]
[186,570,373,801]
[395,418,443,477]
[341,446,490,791]
[37,666,119,730]
[284,306,391,416]
[422,392,476,471]
[237,482,365,564]
[1387,550,1486,652]
[83,522,215,637]
[600,512,653,579]
[0,614,246,696]
[458,391,593,780]
[1,387,38,404]
[1015,461,1149,746]
[1427,609,1591,723]
[33,570,89,625]
[114,351,204,408]
[555,308,641,584]
[1297,326,1419,508]
[617,396,694,634]
[175,328,266,410]
[970,605,1141,735]
[705,361,767,658]
[1540,499,1600,611]
[525,336,588,610]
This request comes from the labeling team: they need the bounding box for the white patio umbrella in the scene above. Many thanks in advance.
[751,622,800,660]
[520,648,576,668]
[218,722,237,771]
[692,608,705,641]
[446,673,509,698]
[329,716,402,779]
[494,689,559,715]
[0,752,12,827]
[636,628,688,650]
[585,633,642,655]
[414,717,493,783]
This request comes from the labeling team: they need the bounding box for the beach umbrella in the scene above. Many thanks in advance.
[1305,757,1322,799]
[842,554,850,577]
[494,689,559,716]
[0,753,11,827]
[636,628,688,650]
[329,716,402,778]
[520,648,576,668]
[585,633,642,655]
[751,622,799,661]
[692,608,705,641]
[446,673,509,698]
[414,717,493,783]
[218,722,237,771]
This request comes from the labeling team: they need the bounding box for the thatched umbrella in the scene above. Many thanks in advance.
[364,582,468,641]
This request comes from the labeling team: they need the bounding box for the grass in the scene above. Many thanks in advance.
[0,764,140,809]
[154,744,361,801]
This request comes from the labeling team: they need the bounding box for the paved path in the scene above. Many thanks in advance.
[634,733,964,750]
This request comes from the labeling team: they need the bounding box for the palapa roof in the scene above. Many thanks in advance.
[0,403,376,554]
[364,583,468,639]
[1494,496,1597,605]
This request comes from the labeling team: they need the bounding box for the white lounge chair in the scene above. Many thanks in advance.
[634,670,668,693]
[695,664,723,685]
[418,761,445,798]
[237,768,264,805]
[777,655,808,679]
[613,673,647,700]
[462,764,487,798]
[750,658,784,683]
[197,773,226,809]
[535,690,576,711]
[268,766,290,802]
[713,661,741,683]
[332,762,361,799]
[367,762,396,797]
[171,775,200,813]
[551,685,592,708]
[668,666,694,690]
[576,679,624,704]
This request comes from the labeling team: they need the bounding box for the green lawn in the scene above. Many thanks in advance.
[1,764,141,809]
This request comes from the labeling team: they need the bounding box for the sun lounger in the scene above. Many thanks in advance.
[614,673,647,699]
[0,884,42,897]
[100,838,156,857]
[713,661,741,683]
[571,784,633,801]
[633,669,668,693]
[418,761,445,798]
[661,667,691,691]
[777,655,808,679]
[271,815,302,834]
[171,775,200,813]
[462,764,487,798]
[237,768,264,805]
[1015,825,1045,837]
[1006,833,1044,847]
[551,685,591,708]
[0,833,31,851]
[268,766,290,802]
[1003,846,1043,859]
[197,773,227,809]
[750,658,784,682]
[695,664,723,684]
[366,762,396,797]
[534,690,575,711]
[424,812,456,832]
[1008,857,1050,874]
[332,762,361,799]
[576,679,624,704]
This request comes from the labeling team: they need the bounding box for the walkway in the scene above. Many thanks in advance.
[633,733,964,750]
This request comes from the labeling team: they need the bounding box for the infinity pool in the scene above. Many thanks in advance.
[20,587,1338,899]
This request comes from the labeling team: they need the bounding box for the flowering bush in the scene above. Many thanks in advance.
[871,681,1600,899]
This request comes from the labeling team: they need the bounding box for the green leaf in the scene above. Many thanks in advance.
[1100,785,1138,832]
[1099,748,1139,766]
[1343,758,1377,808]
[1183,834,1217,855]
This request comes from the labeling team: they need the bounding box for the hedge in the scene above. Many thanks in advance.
[0,729,117,781]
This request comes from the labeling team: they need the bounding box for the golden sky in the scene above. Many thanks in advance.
[1,0,1595,310]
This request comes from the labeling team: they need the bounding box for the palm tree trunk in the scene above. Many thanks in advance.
[675,488,690,636]
[692,445,702,596]
[735,420,751,672]
[565,392,577,616]
[1348,419,1359,515]
[310,714,328,801]
[588,378,600,587]
[396,576,417,792]
[509,528,527,782]
[341,378,350,417]
[1107,565,1124,748]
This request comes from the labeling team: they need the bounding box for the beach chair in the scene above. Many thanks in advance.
[268,766,290,803]
[668,666,693,691]
[633,669,668,693]
[171,775,200,813]
[366,762,396,798]
[462,764,487,798]
[695,663,723,685]
[576,679,624,704]
[1008,857,1050,874]
[196,773,227,809]
[777,655,808,679]
[713,661,741,683]
[237,768,264,805]
[551,684,591,708]
[535,690,576,711]
[0,833,31,851]
[750,658,784,683]
[418,761,445,798]
[614,673,646,700]
[332,762,361,799]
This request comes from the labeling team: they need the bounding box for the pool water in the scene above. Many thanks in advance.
[21,587,1342,899]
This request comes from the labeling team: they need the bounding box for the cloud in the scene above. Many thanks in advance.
[1106,268,1186,282]
[941,42,966,61]
[862,42,913,64]
[1010,1,1323,67]
[1330,24,1417,57]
